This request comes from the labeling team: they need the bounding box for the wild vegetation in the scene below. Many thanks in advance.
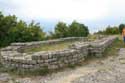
[104,36,125,57]
[0,12,45,47]
[95,24,125,35]
[49,21,89,38]
[24,41,76,53]
[1,10,125,47]
[0,12,89,47]
[95,26,119,35]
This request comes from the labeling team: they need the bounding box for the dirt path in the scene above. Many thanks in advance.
[72,48,125,83]
[0,48,125,83]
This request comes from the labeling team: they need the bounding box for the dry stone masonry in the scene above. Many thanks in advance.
[0,36,117,71]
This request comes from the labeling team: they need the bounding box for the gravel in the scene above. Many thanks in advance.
[0,48,125,83]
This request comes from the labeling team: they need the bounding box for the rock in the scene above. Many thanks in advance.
[15,78,32,83]
[119,59,125,64]
[0,73,12,82]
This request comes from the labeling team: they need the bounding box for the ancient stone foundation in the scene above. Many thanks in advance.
[0,36,117,71]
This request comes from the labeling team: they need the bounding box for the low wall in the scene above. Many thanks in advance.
[11,37,88,45]
[0,36,117,71]
[88,36,117,57]
[0,45,88,70]
[11,37,88,52]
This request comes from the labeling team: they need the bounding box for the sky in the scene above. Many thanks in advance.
[0,0,125,33]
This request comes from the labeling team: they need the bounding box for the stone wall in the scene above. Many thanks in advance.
[0,36,117,71]
[11,37,88,52]
[70,36,117,57]
[88,36,117,57]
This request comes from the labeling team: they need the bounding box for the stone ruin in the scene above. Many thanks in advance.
[0,36,117,71]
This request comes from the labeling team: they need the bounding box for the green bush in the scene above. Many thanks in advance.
[49,21,89,39]
[0,12,45,47]
[95,26,119,35]
[0,11,90,47]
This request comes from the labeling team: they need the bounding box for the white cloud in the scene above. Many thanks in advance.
[1,0,110,21]
[1,0,125,21]
[1,0,125,33]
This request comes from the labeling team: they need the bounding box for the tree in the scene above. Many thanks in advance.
[95,26,119,35]
[0,11,46,47]
[48,22,69,38]
[9,20,45,42]
[53,22,69,38]
[51,21,89,38]
[68,21,89,37]
[28,21,45,41]
[0,12,17,46]
[0,11,90,47]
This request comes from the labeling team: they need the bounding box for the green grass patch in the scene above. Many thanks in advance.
[68,64,76,69]
[24,41,77,53]
[24,35,99,53]
[104,35,125,57]
[84,35,125,64]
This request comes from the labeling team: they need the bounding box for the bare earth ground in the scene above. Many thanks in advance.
[0,48,125,83]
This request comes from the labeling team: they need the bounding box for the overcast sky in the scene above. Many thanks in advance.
[0,0,125,33]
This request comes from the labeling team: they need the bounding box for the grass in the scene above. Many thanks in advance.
[24,41,77,53]
[104,35,125,57]
[88,34,98,40]
[87,34,107,41]
[24,35,99,53]
[84,35,125,65]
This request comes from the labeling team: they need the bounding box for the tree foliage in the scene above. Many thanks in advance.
[95,26,119,35]
[0,11,90,47]
[0,12,45,47]
[50,21,89,38]
[69,21,89,37]
[0,12,17,46]
[54,22,69,38]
